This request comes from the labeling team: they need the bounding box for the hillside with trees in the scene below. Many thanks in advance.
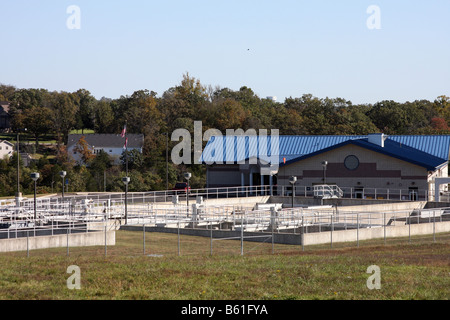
[0,73,449,196]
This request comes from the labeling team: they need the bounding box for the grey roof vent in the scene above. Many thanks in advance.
[368,133,388,148]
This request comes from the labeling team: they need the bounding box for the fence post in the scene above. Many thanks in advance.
[330,213,333,249]
[67,228,69,257]
[143,224,146,255]
[383,212,386,245]
[271,208,275,255]
[301,211,304,251]
[409,213,411,243]
[104,224,107,257]
[357,212,359,248]
[241,213,244,256]
[433,210,436,243]
[177,221,181,257]
[210,221,213,256]
[27,231,29,258]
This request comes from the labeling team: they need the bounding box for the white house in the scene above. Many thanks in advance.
[0,140,14,160]
[67,134,144,165]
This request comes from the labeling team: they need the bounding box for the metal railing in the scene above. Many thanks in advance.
[0,183,436,225]
[313,185,344,199]
[0,184,435,224]
[57,184,431,202]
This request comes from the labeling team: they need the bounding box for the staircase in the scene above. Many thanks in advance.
[313,185,344,199]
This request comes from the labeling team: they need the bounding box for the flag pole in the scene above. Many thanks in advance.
[125,120,128,177]
[124,121,128,225]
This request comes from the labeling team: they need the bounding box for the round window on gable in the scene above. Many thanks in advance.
[344,155,359,170]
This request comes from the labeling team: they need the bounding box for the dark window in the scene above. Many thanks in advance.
[344,155,359,170]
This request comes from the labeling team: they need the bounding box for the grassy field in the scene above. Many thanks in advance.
[0,129,95,145]
[0,230,448,300]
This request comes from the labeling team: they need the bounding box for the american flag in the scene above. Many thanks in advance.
[121,124,127,138]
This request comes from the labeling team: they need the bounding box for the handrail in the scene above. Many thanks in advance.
[0,184,433,209]
[313,185,344,199]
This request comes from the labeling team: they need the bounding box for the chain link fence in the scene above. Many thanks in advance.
[1,193,450,257]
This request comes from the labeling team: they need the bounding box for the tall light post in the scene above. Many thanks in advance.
[164,132,169,190]
[30,173,40,220]
[322,161,328,185]
[59,171,67,203]
[16,132,20,207]
[289,176,297,208]
[15,128,27,208]
[184,172,191,215]
[122,176,130,224]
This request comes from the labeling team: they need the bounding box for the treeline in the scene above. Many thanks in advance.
[1,73,449,196]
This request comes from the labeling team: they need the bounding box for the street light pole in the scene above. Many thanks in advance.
[31,173,40,220]
[59,171,67,203]
[16,132,19,199]
[289,176,297,209]
[322,161,328,185]
[15,132,21,209]
[122,176,130,224]
[184,172,191,216]
[15,129,27,208]
[164,132,169,191]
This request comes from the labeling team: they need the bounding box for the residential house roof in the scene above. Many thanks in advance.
[0,101,10,114]
[0,140,14,147]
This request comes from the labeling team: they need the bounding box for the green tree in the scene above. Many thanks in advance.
[23,106,53,148]
[121,149,144,171]
[90,150,112,173]
[49,91,79,144]
[94,99,114,133]
[208,98,247,132]
[74,89,96,133]
[367,100,429,134]
[0,84,16,101]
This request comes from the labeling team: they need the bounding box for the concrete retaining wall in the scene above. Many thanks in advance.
[0,231,115,253]
[122,221,450,247]
[121,225,301,245]
[303,221,450,246]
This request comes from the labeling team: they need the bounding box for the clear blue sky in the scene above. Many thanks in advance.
[1,0,449,104]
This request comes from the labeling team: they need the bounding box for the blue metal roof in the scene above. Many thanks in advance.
[284,138,447,171]
[389,135,450,160]
[200,135,450,168]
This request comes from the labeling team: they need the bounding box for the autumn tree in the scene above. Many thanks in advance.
[73,136,95,165]
[208,98,247,132]
[430,117,450,133]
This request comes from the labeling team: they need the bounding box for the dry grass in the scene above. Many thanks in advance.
[0,231,448,300]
